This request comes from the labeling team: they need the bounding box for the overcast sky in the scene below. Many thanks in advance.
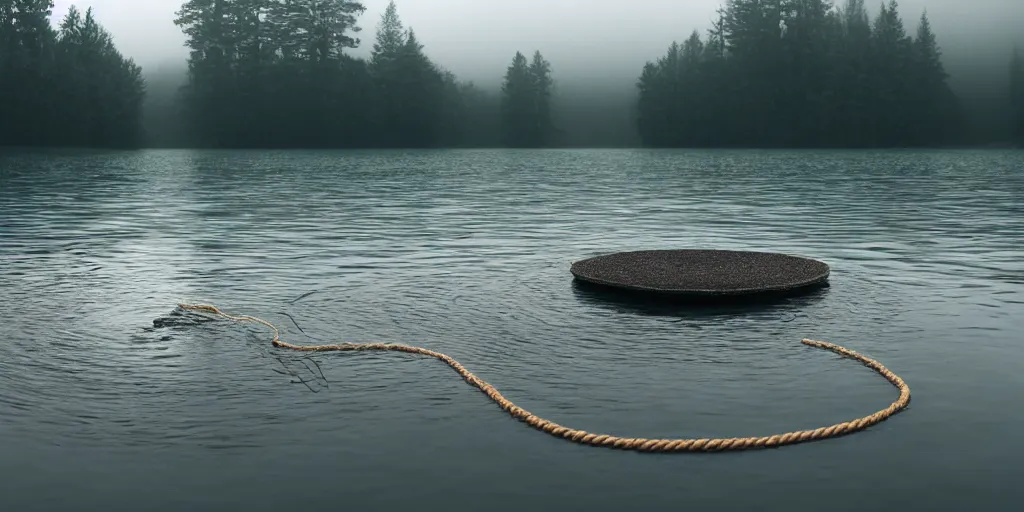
[51,0,1024,87]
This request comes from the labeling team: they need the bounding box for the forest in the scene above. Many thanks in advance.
[1,0,1022,150]
[0,1,144,148]
[641,0,967,147]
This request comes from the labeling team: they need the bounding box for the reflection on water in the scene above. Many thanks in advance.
[1,148,1023,511]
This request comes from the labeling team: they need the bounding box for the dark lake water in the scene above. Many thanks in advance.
[1,149,1022,511]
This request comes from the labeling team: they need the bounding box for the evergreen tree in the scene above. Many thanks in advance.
[635,62,665,146]
[367,2,409,144]
[368,2,446,147]
[391,28,446,147]
[868,0,915,146]
[528,50,554,146]
[839,0,870,34]
[501,51,534,147]
[269,0,308,61]
[174,0,370,147]
[777,0,835,146]
[371,0,404,63]
[52,6,145,147]
[301,0,364,63]
[174,0,240,146]
[0,1,145,148]
[0,0,56,145]
[170,0,494,149]
[913,11,942,84]
[909,11,960,145]
[723,0,791,145]
[635,0,965,148]
[500,50,555,147]
[434,69,466,147]
[700,8,734,146]
[833,0,873,146]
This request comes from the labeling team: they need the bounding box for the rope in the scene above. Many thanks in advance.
[178,303,911,452]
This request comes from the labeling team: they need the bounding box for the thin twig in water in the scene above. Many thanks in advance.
[280,311,311,337]
[301,357,329,389]
[289,290,319,304]
[291,376,322,393]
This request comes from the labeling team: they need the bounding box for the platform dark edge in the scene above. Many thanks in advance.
[568,250,831,298]
[569,268,831,297]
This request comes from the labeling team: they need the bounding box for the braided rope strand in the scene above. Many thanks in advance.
[179,303,911,452]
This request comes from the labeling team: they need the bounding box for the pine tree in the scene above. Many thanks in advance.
[723,0,791,145]
[366,0,405,144]
[371,0,405,65]
[228,0,275,144]
[912,13,946,98]
[834,0,873,146]
[839,0,870,37]
[775,0,834,146]
[528,50,554,146]
[869,0,914,146]
[300,0,365,63]
[167,0,500,149]
[53,6,145,147]
[501,51,535,147]
[367,2,446,147]
[498,50,555,147]
[263,0,366,64]
[706,7,728,60]
[635,62,664,146]
[680,31,709,146]
[175,0,232,66]
[636,31,724,148]
[232,0,274,65]
[393,28,446,147]
[435,69,466,147]
[0,0,57,145]
[174,0,237,145]
[635,0,965,149]
[701,8,733,146]
[909,10,960,145]
[0,1,143,148]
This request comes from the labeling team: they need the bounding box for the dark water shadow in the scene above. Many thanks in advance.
[570,278,831,319]
[146,306,330,393]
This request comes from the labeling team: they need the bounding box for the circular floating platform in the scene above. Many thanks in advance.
[570,249,830,298]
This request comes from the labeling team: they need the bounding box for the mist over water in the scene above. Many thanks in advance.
[54,0,1015,148]
[51,0,1024,87]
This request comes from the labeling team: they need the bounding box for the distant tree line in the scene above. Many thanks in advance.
[636,0,971,148]
[0,1,144,148]
[171,0,557,149]
[2,0,1022,150]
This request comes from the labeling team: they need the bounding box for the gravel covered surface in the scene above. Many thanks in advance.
[570,249,830,296]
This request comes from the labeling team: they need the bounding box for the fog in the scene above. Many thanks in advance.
[54,0,1024,88]
[46,0,1024,147]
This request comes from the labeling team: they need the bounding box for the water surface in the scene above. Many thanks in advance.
[2,149,1022,510]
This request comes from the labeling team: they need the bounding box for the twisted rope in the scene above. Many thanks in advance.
[179,303,911,452]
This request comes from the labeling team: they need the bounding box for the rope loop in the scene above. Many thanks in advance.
[178,303,911,452]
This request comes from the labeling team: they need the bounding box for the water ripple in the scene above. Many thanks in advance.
[2,149,1023,510]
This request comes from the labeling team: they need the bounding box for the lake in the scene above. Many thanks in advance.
[1,149,1022,511]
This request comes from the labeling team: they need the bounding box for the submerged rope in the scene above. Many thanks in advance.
[178,303,911,452]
